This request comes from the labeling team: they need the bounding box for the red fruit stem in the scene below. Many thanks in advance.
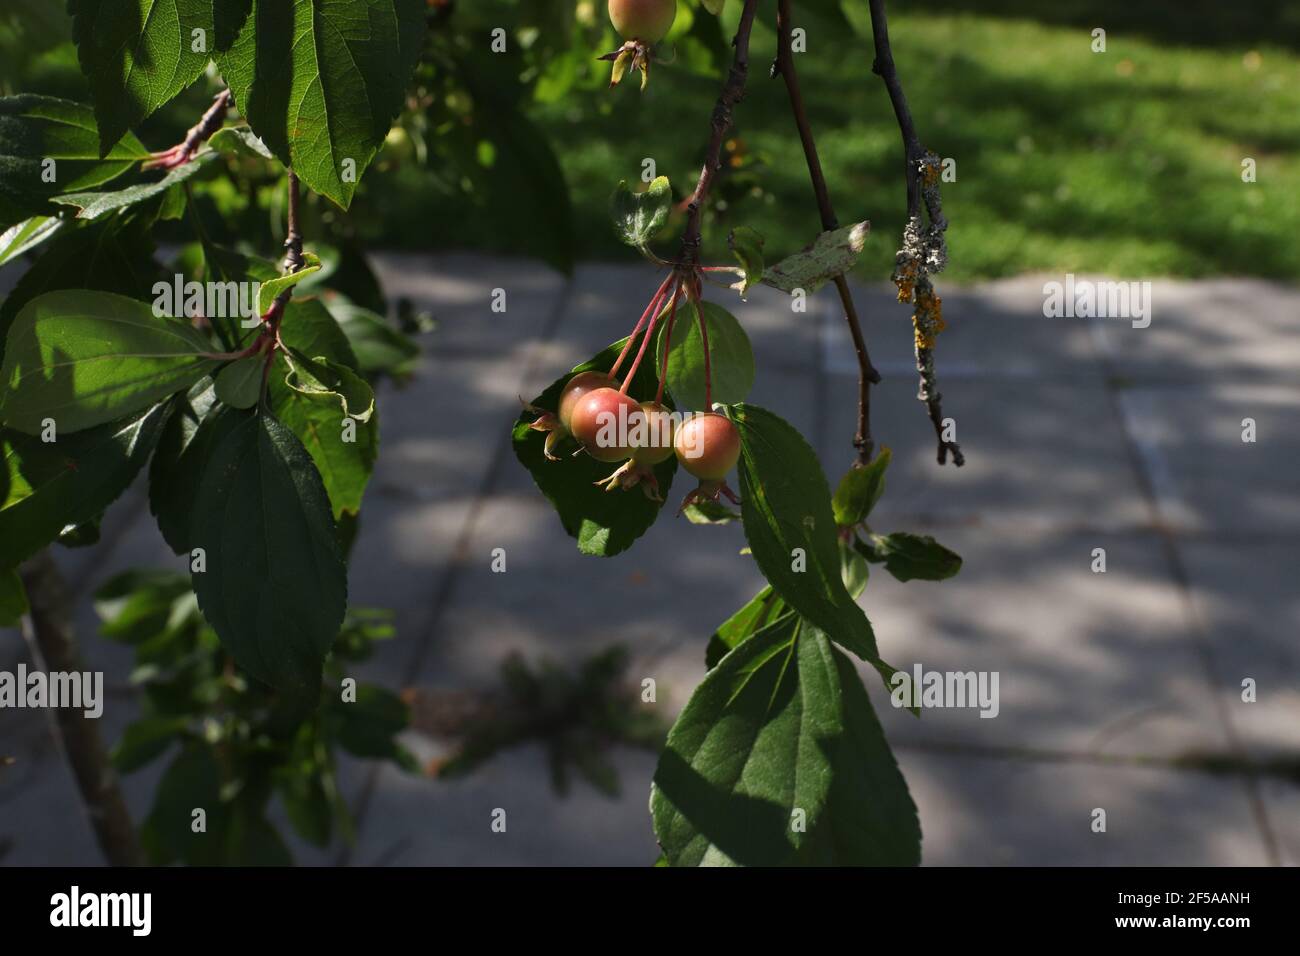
[610,271,674,378]
[655,280,683,405]
[695,285,713,409]
[621,277,676,395]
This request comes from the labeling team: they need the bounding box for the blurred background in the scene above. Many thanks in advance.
[1,0,1297,865]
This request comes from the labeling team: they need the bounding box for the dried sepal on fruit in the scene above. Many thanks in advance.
[599,0,677,89]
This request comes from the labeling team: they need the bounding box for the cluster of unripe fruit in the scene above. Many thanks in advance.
[537,369,741,507]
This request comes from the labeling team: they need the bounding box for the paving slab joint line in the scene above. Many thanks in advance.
[1088,320,1282,865]
[336,275,577,865]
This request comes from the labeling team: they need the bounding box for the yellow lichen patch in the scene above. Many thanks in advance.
[912,291,946,350]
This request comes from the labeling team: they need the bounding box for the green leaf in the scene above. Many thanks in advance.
[0,95,148,229]
[277,298,359,371]
[214,355,264,409]
[69,0,217,153]
[652,617,839,866]
[0,212,158,366]
[0,401,171,569]
[856,531,962,582]
[450,67,577,274]
[832,446,891,527]
[0,216,65,266]
[277,763,333,847]
[52,155,209,220]
[282,350,374,423]
[213,0,427,208]
[330,684,411,762]
[0,568,28,625]
[659,300,754,411]
[225,804,293,866]
[111,716,188,773]
[726,403,895,685]
[701,0,726,14]
[270,352,378,520]
[840,539,869,598]
[256,252,322,314]
[682,499,741,525]
[93,567,195,643]
[328,301,418,380]
[140,744,227,865]
[797,630,921,865]
[610,176,672,247]
[190,410,347,693]
[207,125,273,159]
[512,338,675,557]
[0,289,216,435]
[148,384,245,555]
[728,226,765,295]
[705,585,790,669]
[762,221,871,294]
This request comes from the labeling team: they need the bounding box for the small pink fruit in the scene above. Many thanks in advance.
[558,370,615,432]
[570,387,641,462]
[631,401,676,465]
[674,412,740,480]
[609,0,676,44]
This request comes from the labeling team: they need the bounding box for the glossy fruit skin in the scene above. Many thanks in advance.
[674,412,740,480]
[571,387,642,462]
[558,370,616,432]
[609,0,676,44]
[631,401,676,465]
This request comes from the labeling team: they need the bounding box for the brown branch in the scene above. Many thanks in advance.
[868,0,964,467]
[867,1,924,218]
[19,550,144,866]
[677,0,761,265]
[282,169,304,275]
[773,0,880,465]
[143,88,232,171]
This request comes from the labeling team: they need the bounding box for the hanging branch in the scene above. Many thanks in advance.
[772,0,881,465]
[868,0,964,466]
[282,169,304,275]
[19,551,144,866]
[677,0,761,265]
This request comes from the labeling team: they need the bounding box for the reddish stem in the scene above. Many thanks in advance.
[622,279,676,395]
[655,281,683,405]
[610,272,674,379]
[695,285,713,409]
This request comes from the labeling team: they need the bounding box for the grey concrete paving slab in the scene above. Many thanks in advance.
[348,742,661,866]
[816,374,1153,531]
[1260,778,1300,867]
[369,252,564,358]
[1089,278,1300,383]
[1111,383,1300,534]
[830,526,1230,759]
[1179,539,1300,758]
[898,749,1269,866]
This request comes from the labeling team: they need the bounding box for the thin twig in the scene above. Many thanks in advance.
[677,0,761,265]
[282,169,304,275]
[773,0,880,464]
[143,88,232,171]
[868,0,964,466]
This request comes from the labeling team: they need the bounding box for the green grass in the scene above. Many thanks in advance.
[531,10,1300,281]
